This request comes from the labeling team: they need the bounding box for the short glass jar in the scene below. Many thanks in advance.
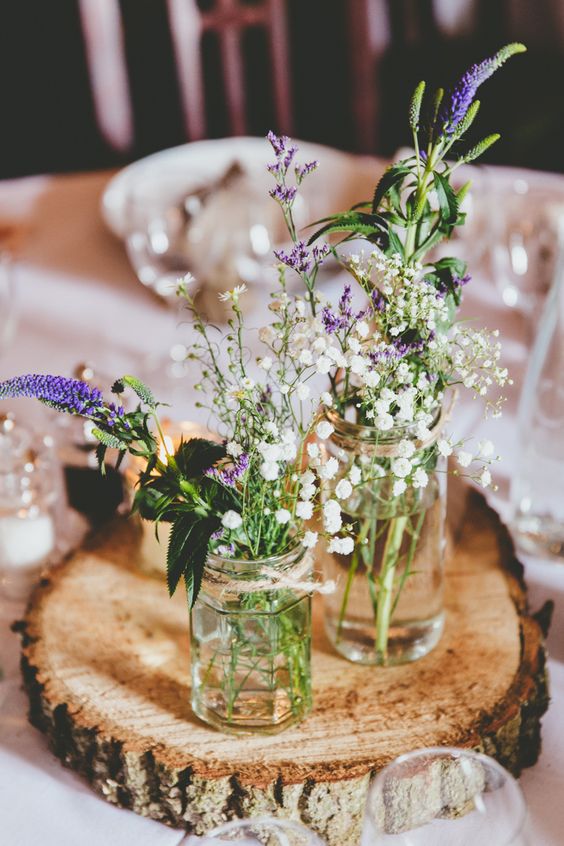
[321,410,446,666]
[191,545,313,734]
[0,416,59,600]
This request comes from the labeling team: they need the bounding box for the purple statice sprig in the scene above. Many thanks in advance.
[321,284,367,335]
[206,452,250,488]
[295,160,319,184]
[269,184,297,207]
[274,240,311,274]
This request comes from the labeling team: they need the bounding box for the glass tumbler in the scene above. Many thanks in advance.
[511,240,564,558]
[196,817,326,845]
[363,747,530,845]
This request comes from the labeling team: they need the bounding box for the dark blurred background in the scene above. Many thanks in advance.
[1,0,564,178]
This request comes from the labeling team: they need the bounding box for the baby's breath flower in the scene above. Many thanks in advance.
[221,510,243,530]
[457,450,473,468]
[393,479,407,496]
[318,457,339,480]
[302,530,318,549]
[328,536,354,555]
[315,420,334,440]
[296,500,313,520]
[335,479,353,500]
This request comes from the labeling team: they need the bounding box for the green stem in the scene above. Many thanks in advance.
[336,548,360,644]
[375,515,408,662]
[391,508,426,617]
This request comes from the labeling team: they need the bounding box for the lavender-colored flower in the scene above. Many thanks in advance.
[207,452,250,487]
[312,244,330,264]
[295,160,319,182]
[339,284,353,320]
[436,273,471,298]
[269,185,297,205]
[439,44,525,135]
[274,240,311,274]
[284,145,298,169]
[368,334,427,365]
[267,130,289,156]
[371,289,386,313]
[455,273,471,288]
[321,306,342,334]
[322,284,367,334]
[0,374,103,415]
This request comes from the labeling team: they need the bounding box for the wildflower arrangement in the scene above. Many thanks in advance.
[0,42,526,719]
[263,43,525,662]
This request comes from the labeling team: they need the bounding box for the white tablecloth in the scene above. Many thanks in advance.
[0,167,563,846]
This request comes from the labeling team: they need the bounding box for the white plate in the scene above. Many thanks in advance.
[101,136,384,240]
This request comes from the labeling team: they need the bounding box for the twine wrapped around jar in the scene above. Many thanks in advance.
[326,390,458,458]
[205,550,336,597]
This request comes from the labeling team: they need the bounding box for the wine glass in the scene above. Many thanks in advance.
[489,179,561,317]
[123,163,278,302]
[182,817,326,845]
[363,747,530,845]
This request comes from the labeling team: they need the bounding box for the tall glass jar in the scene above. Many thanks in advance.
[191,545,313,734]
[511,243,564,558]
[321,411,446,666]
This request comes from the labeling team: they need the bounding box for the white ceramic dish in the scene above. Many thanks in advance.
[101,136,384,240]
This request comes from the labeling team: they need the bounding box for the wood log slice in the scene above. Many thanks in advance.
[16,487,549,845]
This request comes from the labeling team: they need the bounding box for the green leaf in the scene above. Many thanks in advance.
[91,427,128,450]
[372,164,412,213]
[433,171,459,228]
[166,513,221,605]
[95,443,107,476]
[121,375,156,408]
[307,211,388,245]
[385,230,405,259]
[174,437,226,479]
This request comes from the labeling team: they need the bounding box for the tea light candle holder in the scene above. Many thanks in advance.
[0,415,59,600]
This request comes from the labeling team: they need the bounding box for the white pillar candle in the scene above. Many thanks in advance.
[0,512,55,599]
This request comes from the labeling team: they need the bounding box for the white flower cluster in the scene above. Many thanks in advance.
[255,424,298,481]
[451,326,510,416]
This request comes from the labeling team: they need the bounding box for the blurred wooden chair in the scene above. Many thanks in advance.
[78,0,292,153]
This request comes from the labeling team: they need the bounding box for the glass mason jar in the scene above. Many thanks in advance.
[191,545,313,734]
[0,416,59,600]
[321,410,446,666]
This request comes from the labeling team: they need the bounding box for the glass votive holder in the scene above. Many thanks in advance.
[363,747,530,845]
[0,416,60,600]
[191,817,326,845]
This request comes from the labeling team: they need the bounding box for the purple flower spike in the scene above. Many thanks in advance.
[0,374,103,414]
[439,44,525,135]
